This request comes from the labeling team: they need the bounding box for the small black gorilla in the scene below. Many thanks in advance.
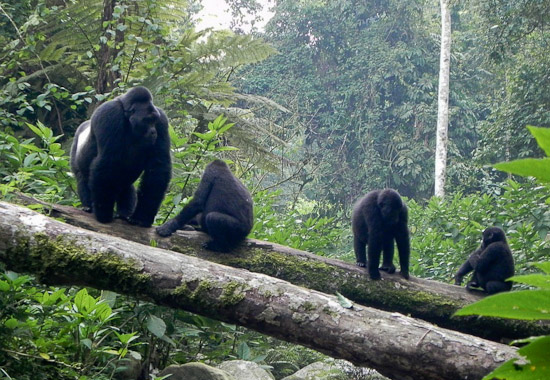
[156,159,253,252]
[352,189,410,280]
[70,86,171,227]
[454,227,514,295]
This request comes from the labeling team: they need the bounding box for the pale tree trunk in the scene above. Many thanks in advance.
[434,0,451,197]
[11,196,550,342]
[0,202,518,380]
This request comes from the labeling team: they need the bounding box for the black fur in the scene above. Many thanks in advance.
[156,159,253,252]
[70,86,171,227]
[454,227,514,295]
[352,189,410,280]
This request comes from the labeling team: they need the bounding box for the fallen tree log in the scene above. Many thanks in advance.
[13,197,550,342]
[0,201,517,380]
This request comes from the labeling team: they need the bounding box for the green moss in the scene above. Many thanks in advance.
[10,232,150,295]
[191,280,213,300]
[323,306,339,318]
[171,279,215,308]
[220,281,246,306]
[302,301,315,312]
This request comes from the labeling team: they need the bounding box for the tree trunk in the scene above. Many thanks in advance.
[434,0,451,197]
[0,201,518,380]
[97,0,122,94]
[11,196,550,342]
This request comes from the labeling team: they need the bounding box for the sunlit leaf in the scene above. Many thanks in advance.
[494,158,550,183]
[508,274,550,290]
[528,126,550,156]
[483,336,550,380]
[455,290,550,320]
[534,262,550,275]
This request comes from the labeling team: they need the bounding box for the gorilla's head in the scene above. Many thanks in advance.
[377,189,404,225]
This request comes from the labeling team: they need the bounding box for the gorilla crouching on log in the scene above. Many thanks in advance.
[455,227,514,295]
[352,189,410,280]
[156,159,253,252]
[70,86,171,227]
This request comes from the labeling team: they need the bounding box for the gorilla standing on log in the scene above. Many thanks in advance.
[352,189,410,280]
[454,227,514,294]
[156,159,253,252]
[70,86,171,227]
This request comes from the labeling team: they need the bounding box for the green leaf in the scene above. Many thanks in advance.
[146,314,166,338]
[81,338,92,350]
[508,274,550,289]
[335,291,353,309]
[483,336,550,380]
[95,302,113,322]
[454,290,550,320]
[534,262,550,275]
[0,280,9,291]
[494,158,550,182]
[237,342,250,360]
[4,318,18,329]
[74,288,95,312]
[114,331,139,345]
[527,126,550,156]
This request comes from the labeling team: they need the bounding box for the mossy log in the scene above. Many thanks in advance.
[10,197,550,342]
[0,201,517,380]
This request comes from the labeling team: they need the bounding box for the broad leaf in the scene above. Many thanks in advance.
[534,262,550,275]
[146,315,167,338]
[527,126,550,156]
[508,274,550,289]
[494,158,550,182]
[335,291,353,309]
[454,290,550,320]
[483,336,550,380]
[237,342,251,360]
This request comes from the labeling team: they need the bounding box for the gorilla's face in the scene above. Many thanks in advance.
[129,101,161,144]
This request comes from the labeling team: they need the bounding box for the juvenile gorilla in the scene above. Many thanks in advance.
[70,86,171,227]
[454,227,514,294]
[352,189,410,280]
[156,160,253,252]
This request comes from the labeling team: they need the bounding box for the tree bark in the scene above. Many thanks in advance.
[96,0,122,94]
[434,0,451,197]
[0,201,518,380]
[11,196,550,342]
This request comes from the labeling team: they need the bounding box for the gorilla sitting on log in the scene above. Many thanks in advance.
[454,227,514,294]
[352,189,410,280]
[70,86,171,227]
[156,159,253,252]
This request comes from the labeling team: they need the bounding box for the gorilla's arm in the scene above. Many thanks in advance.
[156,169,214,237]
[156,198,202,237]
[454,260,473,285]
[129,109,172,227]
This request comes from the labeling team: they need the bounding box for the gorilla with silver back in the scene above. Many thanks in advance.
[70,86,171,227]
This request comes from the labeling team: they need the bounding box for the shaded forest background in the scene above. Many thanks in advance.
[1,0,550,379]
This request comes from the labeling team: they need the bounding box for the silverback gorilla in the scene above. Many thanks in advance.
[156,159,253,252]
[454,227,514,294]
[352,189,410,280]
[70,87,171,227]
